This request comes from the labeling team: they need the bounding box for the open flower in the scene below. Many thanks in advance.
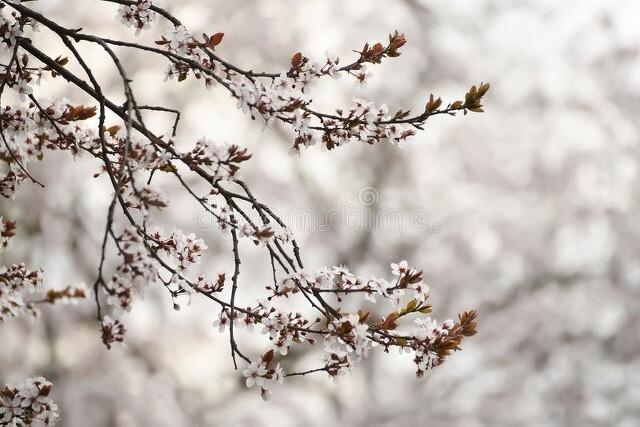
[242,361,268,388]
[391,260,409,276]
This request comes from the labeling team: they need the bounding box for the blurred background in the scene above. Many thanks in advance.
[1,0,639,426]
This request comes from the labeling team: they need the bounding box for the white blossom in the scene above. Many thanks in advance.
[242,360,268,388]
[117,0,156,34]
[0,376,59,426]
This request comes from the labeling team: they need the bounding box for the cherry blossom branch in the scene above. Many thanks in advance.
[0,0,483,403]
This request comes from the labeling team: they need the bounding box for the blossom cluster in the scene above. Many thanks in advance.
[141,11,489,157]
[0,6,23,50]
[0,221,44,320]
[102,227,156,314]
[0,376,59,426]
[150,227,208,272]
[258,307,315,356]
[0,261,44,321]
[271,260,430,304]
[0,100,98,197]
[212,303,316,349]
[101,315,127,350]
[146,19,437,152]
[326,314,371,358]
[208,195,291,245]
[116,0,156,35]
[159,25,194,57]
[122,184,169,214]
[101,126,173,173]
[212,260,476,399]
[318,98,416,150]
[99,226,210,347]
[194,272,225,295]
[242,350,284,401]
[184,138,251,182]
[0,12,40,102]
[228,71,309,124]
